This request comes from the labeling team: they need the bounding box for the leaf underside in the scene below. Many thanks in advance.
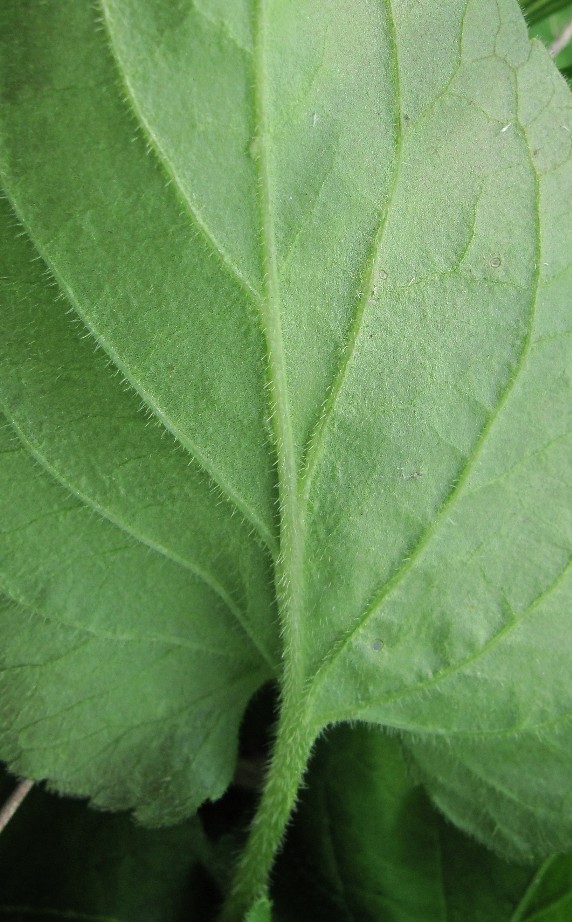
[0,0,571,866]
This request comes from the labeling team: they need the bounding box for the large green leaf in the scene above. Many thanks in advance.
[521,0,572,26]
[0,0,571,914]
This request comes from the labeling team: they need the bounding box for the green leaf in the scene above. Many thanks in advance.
[0,189,278,674]
[0,768,219,921]
[0,0,571,913]
[521,0,572,26]
[515,858,572,920]
[274,726,464,922]
[273,726,572,922]
[0,568,266,822]
[526,3,572,77]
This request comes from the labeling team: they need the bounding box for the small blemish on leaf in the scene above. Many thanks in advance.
[378,270,388,281]
[490,257,502,269]
[372,639,384,652]
[399,467,423,480]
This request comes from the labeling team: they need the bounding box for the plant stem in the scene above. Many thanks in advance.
[220,2,320,915]
[0,778,33,834]
[219,703,316,921]
[549,19,572,58]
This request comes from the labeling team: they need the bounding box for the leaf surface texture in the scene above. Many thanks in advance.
[0,0,571,865]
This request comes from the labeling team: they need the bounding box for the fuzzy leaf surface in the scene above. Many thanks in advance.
[0,0,571,864]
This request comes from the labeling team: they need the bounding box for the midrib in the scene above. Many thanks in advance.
[254,0,306,692]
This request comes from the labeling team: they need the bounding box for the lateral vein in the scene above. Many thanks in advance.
[0,183,277,556]
[2,411,277,670]
[308,93,544,703]
[299,0,404,503]
[99,0,261,305]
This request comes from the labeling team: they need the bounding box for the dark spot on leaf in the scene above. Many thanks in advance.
[399,467,423,480]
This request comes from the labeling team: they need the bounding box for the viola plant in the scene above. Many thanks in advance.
[0,1,571,919]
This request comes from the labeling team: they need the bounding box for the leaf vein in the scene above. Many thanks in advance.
[308,108,543,705]
[2,410,276,670]
[253,0,306,687]
[99,0,260,303]
[299,0,404,500]
[0,186,277,554]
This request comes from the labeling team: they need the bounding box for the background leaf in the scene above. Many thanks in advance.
[273,726,572,922]
[523,1,572,82]
[0,769,219,921]
[521,0,572,26]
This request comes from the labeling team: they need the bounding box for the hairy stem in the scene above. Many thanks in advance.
[219,2,319,917]
[219,704,316,921]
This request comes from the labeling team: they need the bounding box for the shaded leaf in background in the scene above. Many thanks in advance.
[521,0,572,26]
[273,727,572,922]
[530,2,572,81]
[0,769,219,922]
